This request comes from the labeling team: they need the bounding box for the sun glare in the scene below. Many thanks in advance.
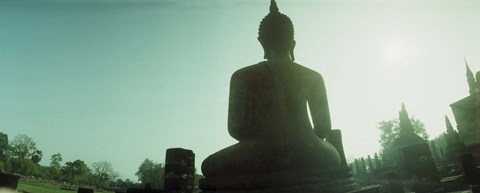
[385,42,406,60]
[382,36,422,69]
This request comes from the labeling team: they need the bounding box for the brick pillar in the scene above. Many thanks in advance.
[164,148,195,193]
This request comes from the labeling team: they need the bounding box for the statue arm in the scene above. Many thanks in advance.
[308,73,331,139]
[228,72,255,141]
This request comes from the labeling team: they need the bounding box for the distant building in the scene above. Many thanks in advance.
[450,63,480,155]
[381,104,439,192]
[382,104,427,167]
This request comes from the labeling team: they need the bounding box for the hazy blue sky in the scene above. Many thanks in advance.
[1,0,480,180]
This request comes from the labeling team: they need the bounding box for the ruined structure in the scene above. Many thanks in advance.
[450,62,480,155]
[382,104,427,167]
[444,116,466,160]
[381,104,439,192]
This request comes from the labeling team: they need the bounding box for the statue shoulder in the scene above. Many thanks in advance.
[231,62,269,80]
[292,63,325,82]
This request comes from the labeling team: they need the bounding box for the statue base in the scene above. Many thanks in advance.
[199,167,372,193]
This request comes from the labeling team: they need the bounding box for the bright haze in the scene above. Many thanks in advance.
[1,0,480,181]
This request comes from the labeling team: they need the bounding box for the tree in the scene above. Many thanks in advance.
[378,117,429,154]
[49,153,63,180]
[135,158,164,188]
[91,161,115,189]
[31,150,43,164]
[113,178,141,189]
[34,165,50,178]
[62,159,90,188]
[50,153,62,167]
[0,132,9,162]
[110,171,120,185]
[7,158,37,176]
[9,134,42,163]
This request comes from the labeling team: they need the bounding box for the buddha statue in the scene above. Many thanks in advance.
[201,0,340,178]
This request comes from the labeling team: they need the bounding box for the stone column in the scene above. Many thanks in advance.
[326,129,347,167]
[164,148,195,193]
[354,159,360,175]
[361,157,367,174]
[0,173,20,189]
[374,153,382,169]
[367,155,374,172]
[429,140,440,163]
[349,163,355,175]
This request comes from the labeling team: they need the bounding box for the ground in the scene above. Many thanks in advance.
[17,182,115,193]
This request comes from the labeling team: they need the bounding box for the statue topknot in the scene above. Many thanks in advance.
[259,0,295,59]
[270,0,279,13]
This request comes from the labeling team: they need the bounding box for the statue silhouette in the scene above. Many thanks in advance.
[201,0,340,178]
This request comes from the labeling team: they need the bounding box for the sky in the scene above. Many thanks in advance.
[1,0,480,181]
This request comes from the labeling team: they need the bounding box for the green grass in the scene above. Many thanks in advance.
[17,182,114,193]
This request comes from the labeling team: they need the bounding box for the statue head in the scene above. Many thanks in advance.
[258,0,296,60]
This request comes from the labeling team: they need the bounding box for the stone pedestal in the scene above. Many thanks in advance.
[347,184,383,193]
[126,184,165,193]
[387,173,404,193]
[126,188,165,193]
[402,143,440,193]
[0,173,20,189]
[460,153,479,185]
[200,167,357,193]
[164,148,195,193]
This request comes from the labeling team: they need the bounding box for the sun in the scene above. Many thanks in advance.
[382,36,421,69]
[385,42,406,60]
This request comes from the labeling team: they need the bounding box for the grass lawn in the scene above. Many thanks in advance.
[17,182,114,193]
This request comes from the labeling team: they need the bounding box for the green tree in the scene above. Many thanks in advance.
[110,171,120,186]
[378,117,429,154]
[31,150,43,164]
[7,158,37,176]
[49,153,63,180]
[0,132,9,162]
[91,161,115,189]
[62,159,90,188]
[113,178,141,189]
[10,134,42,163]
[34,165,50,178]
[135,158,164,188]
